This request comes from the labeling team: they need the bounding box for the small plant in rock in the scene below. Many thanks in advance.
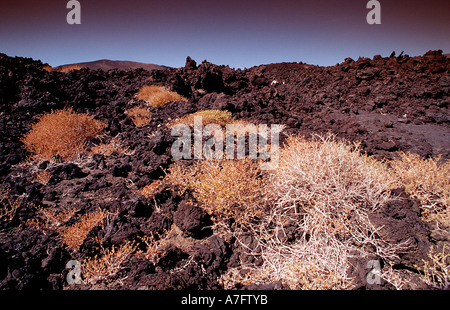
[167,110,233,128]
[390,152,450,227]
[416,244,450,289]
[136,85,187,107]
[26,206,77,233]
[134,180,164,199]
[127,106,152,127]
[165,158,267,228]
[138,232,166,265]
[0,188,25,222]
[82,240,138,286]
[59,208,107,251]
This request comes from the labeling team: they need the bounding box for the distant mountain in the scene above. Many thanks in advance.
[54,59,169,71]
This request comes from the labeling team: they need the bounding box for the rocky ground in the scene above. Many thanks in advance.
[0,50,448,290]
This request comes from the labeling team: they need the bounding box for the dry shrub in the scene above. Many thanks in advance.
[138,232,166,265]
[136,85,187,107]
[33,170,52,185]
[127,106,152,127]
[82,240,137,285]
[223,134,410,289]
[167,110,233,128]
[390,152,450,227]
[22,107,107,161]
[60,209,107,251]
[165,158,267,228]
[222,261,353,290]
[0,188,24,222]
[134,180,163,199]
[42,65,54,72]
[55,64,85,72]
[416,244,450,289]
[26,206,77,232]
[90,137,128,156]
[166,110,262,137]
[43,64,84,73]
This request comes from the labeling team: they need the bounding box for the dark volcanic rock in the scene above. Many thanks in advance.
[173,200,213,238]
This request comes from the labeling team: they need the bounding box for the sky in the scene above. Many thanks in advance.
[0,0,449,69]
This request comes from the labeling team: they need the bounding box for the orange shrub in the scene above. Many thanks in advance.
[136,85,187,107]
[89,137,129,157]
[166,110,233,128]
[22,108,107,161]
[82,240,137,285]
[56,64,85,72]
[0,188,24,222]
[127,106,152,127]
[59,209,107,251]
[134,180,163,199]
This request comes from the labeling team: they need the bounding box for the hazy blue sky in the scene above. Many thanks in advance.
[1,0,449,68]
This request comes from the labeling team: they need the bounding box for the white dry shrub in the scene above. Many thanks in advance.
[222,134,411,289]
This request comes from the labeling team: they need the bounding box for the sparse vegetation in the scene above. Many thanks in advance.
[89,137,129,157]
[26,206,77,232]
[417,244,449,289]
[134,180,163,199]
[59,209,107,251]
[390,152,450,227]
[167,110,233,128]
[33,170,52,185]
[2,51,449,290]
[165,158,267,228]
[43,64,86,73]
[55,64,86,72]
[136,85,187,107]
[82,241,138,286]
[138,232,166,265]
[127,106,152,127]
[22,107,107,161]
[0,188,25,222]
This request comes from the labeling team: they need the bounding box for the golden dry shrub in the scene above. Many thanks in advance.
[55,64,85,72]
[26,206,77,232]
[167,110,233,128]
[0,188,24,222]
[136,85,187,107]
[59,209,107,251]
[89,137,128,157]
[138,232,166,265]
[22,107,107,161]
[416,244,450,289]
[33,170,52,185]
[390,152,450,226]
[42,65,54,72]
[126,106,152,127]
[82,241,137,286]
[165,158,267,227]
[134,180,163,199]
